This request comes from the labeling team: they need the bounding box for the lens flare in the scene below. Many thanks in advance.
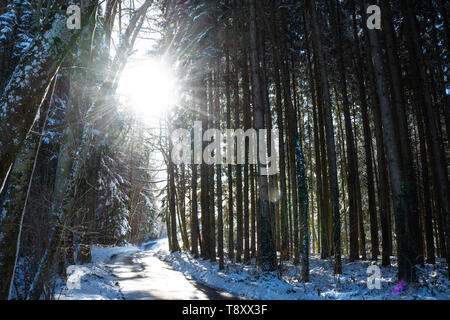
[118,58,178,124]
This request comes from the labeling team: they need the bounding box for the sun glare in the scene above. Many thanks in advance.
[118,58,178,124]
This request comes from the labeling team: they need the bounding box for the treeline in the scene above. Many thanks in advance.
[0,0,159,299]
[161,0,449,283]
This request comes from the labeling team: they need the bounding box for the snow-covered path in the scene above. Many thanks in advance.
[105,246,237,300]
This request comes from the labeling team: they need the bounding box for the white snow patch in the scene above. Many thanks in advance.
[56,244,139,300]
[91,244,140,264]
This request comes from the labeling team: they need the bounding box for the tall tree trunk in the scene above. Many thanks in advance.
[249,0,276,271]
[168,139,180,253]
[313,51,330,259]
[381,0,423,265]
[208,69,216,262]
[0,79,55,299]
[190,154,200,257]
[242,38,252,264]
[351,2,379,260]
[358,0,391,266]
[328,0,360,261]
[225,15,234,262]
[304,16,322,258]
[309,0,341,274]
[270,3,289,260]
[251,164,257,259]
[215,63,224,269]
[364,3,415,281]
[177,165,190,250]
[279,7,301,268]
[414,107,436,264]
[400,0,450,276]
[200,76,210,259]
[232,6,243,262]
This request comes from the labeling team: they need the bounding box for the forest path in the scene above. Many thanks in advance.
[106,246,237,300]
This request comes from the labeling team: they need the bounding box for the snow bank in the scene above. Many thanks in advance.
[56,244,139,300]
[56,264,123,300]
[151,238,449,300]
[142,237,169,252]
[91,244,140,263]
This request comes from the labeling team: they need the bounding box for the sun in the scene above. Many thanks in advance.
[118,57,178,124]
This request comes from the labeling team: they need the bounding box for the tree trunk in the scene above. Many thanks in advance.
[364,4,415,281]
[213,62,224,269]
[381,0,423,265]
[270,3,289,261]
[328,0,360,262]
[0,3,98,191]
[168,139,180,253]
[249,0,276,271]
[224,16,234,262]
[400,0,450,276]
[351,2,379,260]
[200,76,210,259]
[232,6,243,263]
[309,0,341,274]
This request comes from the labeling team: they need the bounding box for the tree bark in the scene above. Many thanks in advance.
[364,3,415,281]
[0,3,98,191]
[309,0,341,274]
[400,0,449,276]
[351,2,379,260]
[249,0,276,271]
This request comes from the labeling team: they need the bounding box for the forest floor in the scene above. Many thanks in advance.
[56,238,449,300]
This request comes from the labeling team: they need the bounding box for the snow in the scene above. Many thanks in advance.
[152,238,450,300]
[141,238,168,251]
[56,244,139,300]
[91,245,140,264]
[55,264,123,300]
[57,238,449,300]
